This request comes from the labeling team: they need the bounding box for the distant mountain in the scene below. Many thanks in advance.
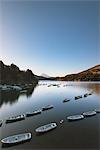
[41,73,50,78]
[55,65,100,81]
[35,74,55,80]
[0,61,38,85]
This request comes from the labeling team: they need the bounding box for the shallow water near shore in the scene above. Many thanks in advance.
[0,81,100,149]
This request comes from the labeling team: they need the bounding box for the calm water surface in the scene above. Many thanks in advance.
[0,81,100,149]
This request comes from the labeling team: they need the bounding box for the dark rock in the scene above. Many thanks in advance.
[0,61,38,85]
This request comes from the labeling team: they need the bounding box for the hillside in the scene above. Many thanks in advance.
[0,61,38,85]
[0,61,99,83]
[55,65,100,81]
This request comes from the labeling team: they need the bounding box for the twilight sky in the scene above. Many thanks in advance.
[0,0,99,76]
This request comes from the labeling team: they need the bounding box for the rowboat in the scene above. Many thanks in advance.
[63,99,70,103]
[42,105,53,111]
[75,95,82,100]
[1,133,31,145]
[67,115,84,121]
[84,93,88,97]
[0,120,3,127]
[88,93,92,95]
[6,115,25,123]
[84,92,92,97]
[35,123,57,133]
[83,111,96,117]
[95,108,100,113]
[26,109,42,117]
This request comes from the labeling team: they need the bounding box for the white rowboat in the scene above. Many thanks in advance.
[83,111,96,117]
[67,115,84,121]
[42,105,53,111]
[63,99,70,103]
[75,96,82,100]
[1,133,31,145]
[26,110,42,117]
[35,123,57,133]
[84,93,88,97]
[95,108,100,113]
[6,115,25,123]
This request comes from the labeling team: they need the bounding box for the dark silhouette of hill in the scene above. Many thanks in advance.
[0,61,38,85]
[0,61,99,82]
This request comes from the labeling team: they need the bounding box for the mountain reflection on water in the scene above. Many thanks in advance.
[71,82,100,95]
[0,85,37,108]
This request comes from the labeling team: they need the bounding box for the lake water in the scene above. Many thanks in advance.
[0,81,100,149]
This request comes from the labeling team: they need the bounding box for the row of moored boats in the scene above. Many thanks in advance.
[75,92,92,100]
[0,108,100,146]
[63,92,93,103]
[67,108,100,120]
[0,105,54,126]
[0,91,99,146]
[0,92,94,127]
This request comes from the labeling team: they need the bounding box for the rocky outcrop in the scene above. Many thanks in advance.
[0,61,38,85]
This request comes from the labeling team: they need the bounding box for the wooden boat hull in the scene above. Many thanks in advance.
[1,133,31,147]
[6,115,25,123]
[67,115,84,121]
[42,105,53,111]
[95,108,100,113]
[83,111,96,117]
[88,93,92,95]
[75,96,82,100]
[35,123,57,134]
[84,94,88,97]
[63,99,70,103]
[26,110,41,117]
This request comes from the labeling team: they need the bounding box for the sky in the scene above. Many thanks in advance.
[0,0,100,77]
